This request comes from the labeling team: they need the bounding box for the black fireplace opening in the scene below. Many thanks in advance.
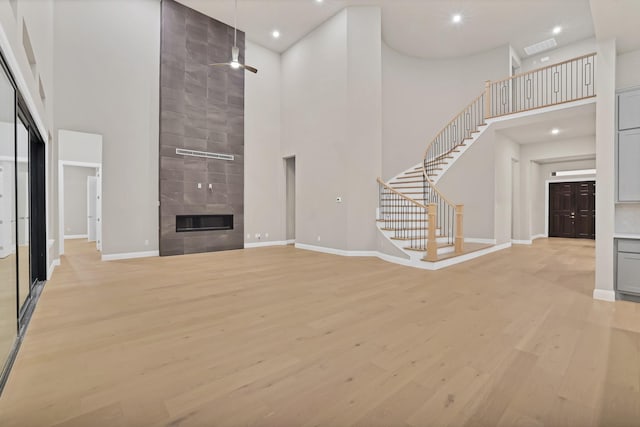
[176,215,234,232]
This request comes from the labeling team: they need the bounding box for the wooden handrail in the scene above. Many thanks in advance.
[420,91,485,207]
[376,177,427,209]
[489,52,597,85]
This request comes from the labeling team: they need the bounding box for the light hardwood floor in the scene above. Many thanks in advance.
[0,238,639,427]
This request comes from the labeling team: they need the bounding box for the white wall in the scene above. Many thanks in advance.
[494,134,520,244]
[63,166,95,237]
[53,0,160,256]
[244,41,284,245]
[436,130,496,241]
[58,130,102,164]
[345,7,382,251]
[594,39,617,299]
[521,38,597,72]
[616,48,640,90]
[382,43,511,178]
[281,9,349,250]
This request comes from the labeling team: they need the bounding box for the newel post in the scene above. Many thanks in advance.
[455,204,464,254]
[484,80,491,120]
[426,204,438,262]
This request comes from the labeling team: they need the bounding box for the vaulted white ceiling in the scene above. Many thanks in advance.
[177,0,596,59]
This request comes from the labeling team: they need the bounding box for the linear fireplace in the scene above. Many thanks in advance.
[176,215,234,232]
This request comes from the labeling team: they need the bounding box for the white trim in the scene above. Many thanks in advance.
[464,238,497,245]
[59,160,101,169]
[101,251,159,262]
[512,239,533,245]
[532,234,547,240]
[64,234,88,240]
[614,234,640,240]
[545,177,596,237]
[593,289,615,302]
[285,239,295,245]
[47,259,60,281]
[244,241,289,248]
[295,243,378,257]
[295,242,512,271]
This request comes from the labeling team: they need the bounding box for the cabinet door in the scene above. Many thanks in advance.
[619,90,640,131]
[618,129,640,201]
[617,251,640,295]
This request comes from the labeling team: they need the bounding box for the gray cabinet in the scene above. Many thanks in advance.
[617,88,640,202]
[619,91,640,131]
[618,129,640,201]
[616,239,640,296]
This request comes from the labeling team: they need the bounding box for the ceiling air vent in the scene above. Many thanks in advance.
[524,38,557,56]
[176,148,234,161]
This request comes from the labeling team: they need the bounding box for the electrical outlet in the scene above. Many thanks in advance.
[265,233,269,238]
[247,233,251,239]
[255,233,261,239]
[317,236,321,242]
[336,196,343,203]
[197,183,202,189]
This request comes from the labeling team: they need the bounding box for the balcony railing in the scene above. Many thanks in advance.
[486,52,596,118]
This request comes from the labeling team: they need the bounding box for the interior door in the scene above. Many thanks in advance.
[87,176,97,242]
[575,181,596,239]
[549,181,595,239]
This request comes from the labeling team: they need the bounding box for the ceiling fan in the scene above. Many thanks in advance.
[209,0,258,74]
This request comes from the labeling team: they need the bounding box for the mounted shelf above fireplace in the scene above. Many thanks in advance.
[176,215,234,232]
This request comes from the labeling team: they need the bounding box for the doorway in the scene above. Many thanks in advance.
[60,163,102,252]
[285,157,295,243]
[549,181,595,239]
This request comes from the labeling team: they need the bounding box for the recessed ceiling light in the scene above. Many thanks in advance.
[315,0,323,3]
[553,26,562,35]
[551,128,560,135]
[272,30,280,39]
[452,14,462,24]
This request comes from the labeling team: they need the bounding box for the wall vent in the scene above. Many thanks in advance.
[524,38,557,56]
[175,148,234,161]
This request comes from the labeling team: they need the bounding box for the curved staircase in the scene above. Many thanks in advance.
[377,53,597,266]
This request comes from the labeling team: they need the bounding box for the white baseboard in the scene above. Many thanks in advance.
[512,239,533,245]
[47,259,61,280]
[64,234,88,240]
[295,242,511,271]
[464,238,497,245]
[102,250,159,262]
[286,239,295,245]
[295,243,378,257]
[244,241,289,248]
[532,234,547,241]
[593,289,615,302]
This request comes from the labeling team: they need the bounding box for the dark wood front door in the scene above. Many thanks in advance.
[549,181,595,239]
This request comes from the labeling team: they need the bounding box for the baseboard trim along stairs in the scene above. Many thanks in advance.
[295,242,512,271]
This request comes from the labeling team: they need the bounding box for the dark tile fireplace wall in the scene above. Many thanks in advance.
[159,0,244,256]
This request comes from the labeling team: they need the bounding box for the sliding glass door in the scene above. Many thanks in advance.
[0,63,17,368]
[16,117,30,313]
